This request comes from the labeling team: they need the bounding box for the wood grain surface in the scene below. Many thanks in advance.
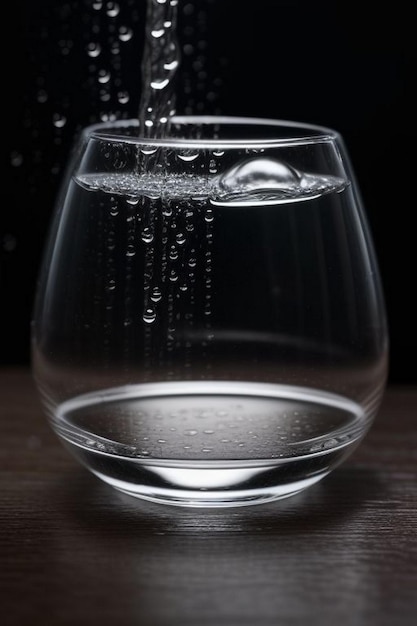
[1,368,416,626]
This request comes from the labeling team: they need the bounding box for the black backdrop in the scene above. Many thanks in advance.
[3,0,415,383]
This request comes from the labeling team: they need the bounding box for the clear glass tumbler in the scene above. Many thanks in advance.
[32,116,388,507]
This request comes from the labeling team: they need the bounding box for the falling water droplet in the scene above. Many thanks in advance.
[52,113,67,128]
[86,42,101,57]
[204,209,214,222]
[151,286,162,302]
[119,26,133,42]
[141,227,154,244]
[151,28,166,39]
[36,89,48,103]
[10,151,23,167]
[106,2,120,17]
[98,69,111,84]
[169,246,178,260]
[143,307,156,324]
[117,91,130,104]
[150,78,170,90]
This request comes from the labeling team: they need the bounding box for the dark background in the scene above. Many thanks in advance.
[2,0,415,383]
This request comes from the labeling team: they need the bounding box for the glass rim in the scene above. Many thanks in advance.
[83,115,341,149]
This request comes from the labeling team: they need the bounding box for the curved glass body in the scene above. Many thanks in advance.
[32,116,388,506]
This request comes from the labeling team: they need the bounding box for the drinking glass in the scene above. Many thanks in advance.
[32,116,388,507]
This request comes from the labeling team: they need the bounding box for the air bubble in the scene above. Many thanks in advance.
[178,151,199,162]
[140,146,158,155]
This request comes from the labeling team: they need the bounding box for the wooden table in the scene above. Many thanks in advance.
[1,368,416,626]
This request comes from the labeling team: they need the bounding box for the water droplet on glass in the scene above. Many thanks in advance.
[175,232,185,245]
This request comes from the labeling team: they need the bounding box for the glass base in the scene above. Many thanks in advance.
[94,469,328,508]
[53,380,369,507]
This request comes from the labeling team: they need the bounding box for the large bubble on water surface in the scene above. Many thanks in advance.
[212,157,347,206]
[214,158,302,206]
[219,158,301,193]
